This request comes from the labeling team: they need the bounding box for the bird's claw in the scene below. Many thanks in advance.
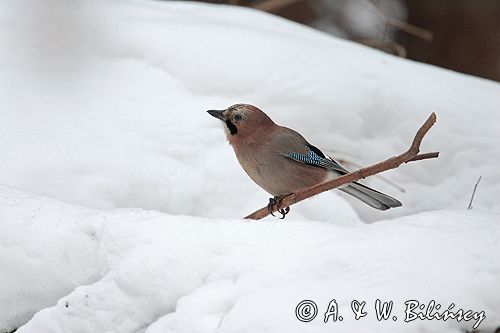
[278,206,290,219]
[268,196,291,219]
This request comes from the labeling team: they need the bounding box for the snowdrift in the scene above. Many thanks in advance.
[1,0,499,332]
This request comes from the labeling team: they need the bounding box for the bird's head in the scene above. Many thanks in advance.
[207,104,275,142]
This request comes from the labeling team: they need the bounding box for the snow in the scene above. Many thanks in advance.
[0,0,499,332]
[1,186,499,332]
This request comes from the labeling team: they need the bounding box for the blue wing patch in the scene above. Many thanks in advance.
[286,145,348,173]
[287,148,322,166]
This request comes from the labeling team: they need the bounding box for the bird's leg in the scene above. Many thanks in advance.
[267,195,291,219]
[267,197,277,217]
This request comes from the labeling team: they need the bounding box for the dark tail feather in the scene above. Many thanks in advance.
[339,182,402,210]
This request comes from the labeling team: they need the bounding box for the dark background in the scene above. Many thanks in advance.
[185,0,500,82]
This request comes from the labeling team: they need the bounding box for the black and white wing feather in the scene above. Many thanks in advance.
[285,144,348,174]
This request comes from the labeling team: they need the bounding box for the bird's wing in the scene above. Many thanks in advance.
[285,143,349,174]
[275,128,402,210]
[273,126,349,174]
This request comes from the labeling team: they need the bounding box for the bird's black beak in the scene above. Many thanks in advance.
[207,109,226,121]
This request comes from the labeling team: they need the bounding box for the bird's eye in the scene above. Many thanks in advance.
[234,114,243,122]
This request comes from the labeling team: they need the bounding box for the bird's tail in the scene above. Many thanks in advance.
[339,182,402,210]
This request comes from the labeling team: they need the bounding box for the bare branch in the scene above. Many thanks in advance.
[251,0,303,12]
[360,0,433,58]
[363,0,433,41]
[385,17,433,41]
[468,176,482,210]
[405,152,439,163]
[359,40,407,57]
[245,113,438,220]
[336,158,407,193]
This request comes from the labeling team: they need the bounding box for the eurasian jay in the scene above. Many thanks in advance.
[207,104,401,218]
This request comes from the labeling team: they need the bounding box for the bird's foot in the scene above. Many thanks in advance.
[267,197,277,217]
[278,206,290,219]
[267,195,291,219]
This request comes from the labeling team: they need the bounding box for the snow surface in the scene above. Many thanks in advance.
[1,0,499,332]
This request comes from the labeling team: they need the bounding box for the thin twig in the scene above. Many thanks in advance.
[251,0,303,12]
[359,40,407,57]
[405,152,439,163]
[363,0,433,41]
[468,176,482,210]
[245,113,438,220]
[336,158,407,193]
[359,0,433,58]
[386,17,433,41]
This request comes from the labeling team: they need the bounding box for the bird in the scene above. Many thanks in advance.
[207,104,401,218]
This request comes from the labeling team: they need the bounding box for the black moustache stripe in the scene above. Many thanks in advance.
[225,120,238,135]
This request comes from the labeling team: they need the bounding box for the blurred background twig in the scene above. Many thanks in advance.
[180,0,500,82]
